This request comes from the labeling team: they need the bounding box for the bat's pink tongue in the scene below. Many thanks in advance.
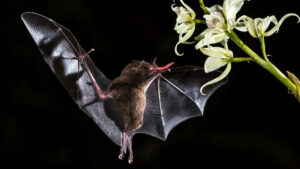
[156,62,175,71]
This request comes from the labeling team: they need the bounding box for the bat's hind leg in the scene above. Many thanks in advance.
[118,132,133,164]
[126,134,133,164]
[118,132,126,160]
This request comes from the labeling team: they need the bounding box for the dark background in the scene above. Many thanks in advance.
[2,0,300,168]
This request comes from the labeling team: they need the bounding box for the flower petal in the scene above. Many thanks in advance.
[175,22,190,34]
[223,0,247,24]
[174,41,183,56]
[260,16,277,34]
[204,12,225,29]
[200,63,231,95]
[204,57,228,73]
[171,5,180,15]
[182,23,195,41]
[200,46,233,58]
[179,0,196,18]
[234,22,247,32]
[264,13,300,37]
[236,15,258,38]
[207,5,223,14]
[194,28,212,41]
[220,37,229,49]
[195,28,226,49]
[174,23,196,56]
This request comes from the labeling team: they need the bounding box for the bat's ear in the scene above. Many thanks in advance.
[152,58,157,66]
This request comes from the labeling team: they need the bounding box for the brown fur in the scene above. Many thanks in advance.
[107,60,155,132]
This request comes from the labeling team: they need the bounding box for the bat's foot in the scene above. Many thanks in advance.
[128,153,133,164]
[118,152,124,160]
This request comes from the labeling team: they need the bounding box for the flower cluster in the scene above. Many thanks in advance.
[171,0,196,56]
[172,0,299,94]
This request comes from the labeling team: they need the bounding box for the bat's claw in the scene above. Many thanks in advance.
[118,152,124,160]
[128,156,133,164]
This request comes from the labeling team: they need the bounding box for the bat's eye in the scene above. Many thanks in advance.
[142,65,149,70]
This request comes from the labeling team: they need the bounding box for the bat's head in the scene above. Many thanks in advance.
[121,60,174,85]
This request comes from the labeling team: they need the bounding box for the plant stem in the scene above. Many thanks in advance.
[199,0,209,14]
[226,31,297,94]
[230,57,253,63]
[259,36,269,62]
[195,19,206,24]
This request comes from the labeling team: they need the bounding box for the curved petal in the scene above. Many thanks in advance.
[260,16,277,34]
[176,14,188,23]
[220,37,229,49]
[194,28,212,41]
[200,63,231,95]
[234,23,247,32]
[200,46,233,58]
[254,18,265,36]
[171,4,180,15]
[174,41,184,56]
[204,57,228,73]
[195,28,226,49]
[180,0,196,18]
[223,0,247,22]
[179,22,195,42]
[174,23,196,56]
[236,15,258,38]
[175,23,190,34]
[207,5,223,14]
[264,13,300,37]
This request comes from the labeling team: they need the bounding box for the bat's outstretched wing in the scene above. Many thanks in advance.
[134,66,226,140]
[21,12,226,149]
[21,12,122,146]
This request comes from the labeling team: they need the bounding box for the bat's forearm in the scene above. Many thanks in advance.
[82,59,107,100]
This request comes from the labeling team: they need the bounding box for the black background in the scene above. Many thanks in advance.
[2,0,300,169]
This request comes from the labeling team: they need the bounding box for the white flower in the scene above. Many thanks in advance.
[236,13,300,38]
[200,47,233,94]
[172,0,196,56]
[223,0,248,31]
[195,0,248,49]
[194,0,247,93]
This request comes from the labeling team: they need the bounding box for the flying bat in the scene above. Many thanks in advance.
[21,12,226,163]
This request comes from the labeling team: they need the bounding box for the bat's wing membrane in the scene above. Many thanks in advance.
[21,12,122,146]
[136,66,226,140]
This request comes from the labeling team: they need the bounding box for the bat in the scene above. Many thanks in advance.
[21,12,226,163]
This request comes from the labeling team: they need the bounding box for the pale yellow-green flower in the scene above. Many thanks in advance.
[195,0,249,49]
[195,0,248,93]
[200,46,233,94]
[172,0,196,56]
[236,13,300,38]
[223,0,248,31]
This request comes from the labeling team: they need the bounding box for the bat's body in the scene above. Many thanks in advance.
[21,12,226,163]
[95,61,174,162]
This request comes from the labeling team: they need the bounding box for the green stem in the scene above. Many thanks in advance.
[199,0,209,14]
[230,57,253,63]
[259,36,269,62]
[195,19,206,24]
[226,31,297,94]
